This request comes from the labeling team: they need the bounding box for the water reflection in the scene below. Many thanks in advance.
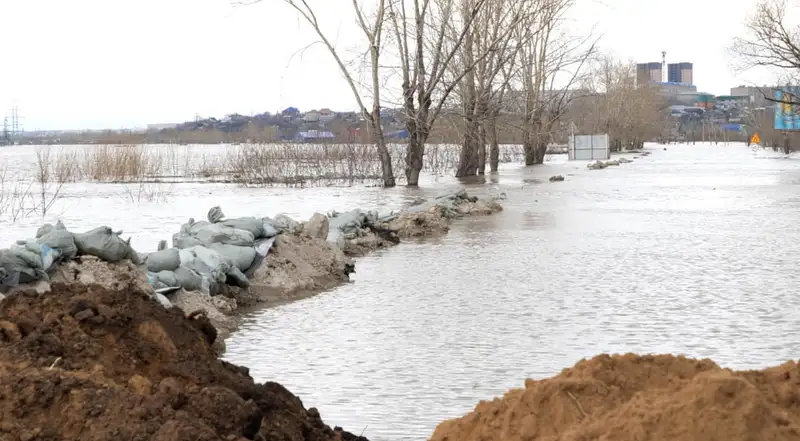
[223,145,800,441]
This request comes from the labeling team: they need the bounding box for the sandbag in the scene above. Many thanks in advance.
[269,214,302,234]
[209,243,256,271]
[225,266,250,288]
[245,237,276,278]
[179,247,229,285]
[221,217,275,238]
[149,270,179,288]
[157,240,168,251]
[173,233,204,249]
[145,248,181,272]
[0,246,46,286]
[207,206,225,223]
[73,227,140,264]
[173,266,207,293]
[37,228,77,260]
[193,224,255,247]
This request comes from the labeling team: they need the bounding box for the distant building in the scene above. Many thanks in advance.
[318,108,335,123]
[636,62,663,86]
[302,110,320,123]
[296,130,334,142]
[281,107,301,119]
[146,123,179,131]
[667,63,693,85]
[653,82,697,104]
[730,85,777,108]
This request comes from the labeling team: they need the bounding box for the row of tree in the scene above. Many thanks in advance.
[260,0,668,187]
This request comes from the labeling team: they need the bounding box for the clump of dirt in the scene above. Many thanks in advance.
[0,280,367,441]
[430,353,800,441]
[246,232,352,305]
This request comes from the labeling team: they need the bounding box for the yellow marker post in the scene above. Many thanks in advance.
[751,133,761,145]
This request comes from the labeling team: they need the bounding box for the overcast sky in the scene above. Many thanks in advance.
[0,0,791,130]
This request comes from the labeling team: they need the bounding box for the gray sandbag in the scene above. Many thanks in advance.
[179,247,229,284]
[173,266,207,293]
[173,233,204,249]
[149,270,178,288]
[269,214,302,234]
[36,223,54,238]
[145,248,181,272]
[193,224,255,247]
[73,227,140,264]
[0,246,47,286]
[225,266,250,288]
[208,206,225,223]
[209,243,256,271]
[221,217,276,239]
[37,229,77,260]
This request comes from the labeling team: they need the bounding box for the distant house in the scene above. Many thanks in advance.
[303,110,320,123]
[296,130,335,142]
[282,107,301,119]
[319,108,335,123]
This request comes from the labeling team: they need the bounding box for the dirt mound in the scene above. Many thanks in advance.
[430,353,800,441]
[0,280,367,441]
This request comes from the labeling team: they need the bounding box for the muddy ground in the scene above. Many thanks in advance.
[430,353,800,441]
[0,274,368,441]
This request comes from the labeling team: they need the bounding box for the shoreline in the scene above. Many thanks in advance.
[0,189,504,351]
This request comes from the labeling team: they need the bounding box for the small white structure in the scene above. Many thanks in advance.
[569,133,610,161]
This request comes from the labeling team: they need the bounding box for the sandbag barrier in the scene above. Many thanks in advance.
[0,189,502,302]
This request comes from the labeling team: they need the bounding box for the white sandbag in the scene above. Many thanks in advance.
[173,266,207,293]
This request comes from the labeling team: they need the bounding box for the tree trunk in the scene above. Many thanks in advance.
[405,132,425,186]
[370,110,395,187]
[456,116,480,177]
[487,116,499,172]
[477,122,487,175]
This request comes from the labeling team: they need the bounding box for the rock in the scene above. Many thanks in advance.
[73,309,95,322]
[549,175,565,182]
[304,213,330,240]
[618,157,633,163]
[587,160,608,170]
[127,374,152,395]
[169,289,237,342]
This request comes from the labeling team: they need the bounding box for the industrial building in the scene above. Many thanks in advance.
[667,63,693,85]
[636,62,663,86]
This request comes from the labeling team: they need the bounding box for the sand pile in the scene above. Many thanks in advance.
[430,353,800,441]
[0,278,367,441]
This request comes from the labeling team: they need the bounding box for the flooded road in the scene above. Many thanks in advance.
[224,144,800,440]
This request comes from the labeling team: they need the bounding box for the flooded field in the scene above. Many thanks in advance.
[1,142,798,440]
[218,144,800,440]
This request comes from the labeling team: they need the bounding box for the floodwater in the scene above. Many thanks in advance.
[222,144,800,440]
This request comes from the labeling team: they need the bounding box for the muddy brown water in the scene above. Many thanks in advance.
[231,145,798,439]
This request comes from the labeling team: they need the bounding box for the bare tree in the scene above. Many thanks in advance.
[250,0,396,187]
[387,0,526,185]
[577,55,667,151]
[451,0,534,177]
[731,0,800,103]
[513,0,596,166]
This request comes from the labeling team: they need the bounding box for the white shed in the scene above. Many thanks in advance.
[568,134,610,161]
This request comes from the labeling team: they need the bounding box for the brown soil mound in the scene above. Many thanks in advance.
[430,353,800,441]
[0,280,367,441]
